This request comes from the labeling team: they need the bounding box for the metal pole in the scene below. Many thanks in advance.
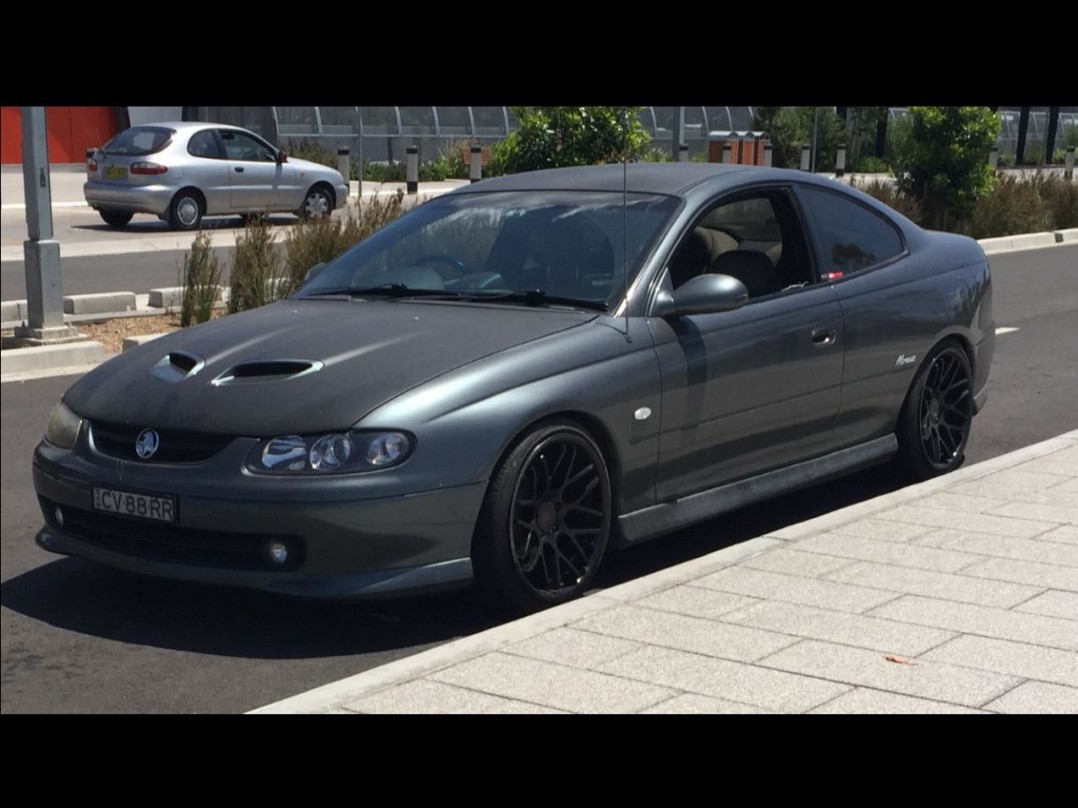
[19,107,66,336]
[1045,106,1060,163]
[406,145,418,195]
[810,107,819,173]
[671,106,684,161]
[470,145,482,183]
[1016,106,1030,165]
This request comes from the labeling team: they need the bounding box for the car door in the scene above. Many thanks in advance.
[219,129,294,211]
[648,186,844,501]
[183,128,230,214]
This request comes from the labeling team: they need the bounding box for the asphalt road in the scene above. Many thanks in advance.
[1,245,1075,713]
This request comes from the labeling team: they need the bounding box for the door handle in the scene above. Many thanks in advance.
[811,327,837,346]
[234,166,245,173]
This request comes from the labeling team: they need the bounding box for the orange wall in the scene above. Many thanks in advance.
[1,107,120,164]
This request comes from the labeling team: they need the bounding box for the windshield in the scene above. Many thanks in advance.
[300,190,679,310]
[102,126,173,156]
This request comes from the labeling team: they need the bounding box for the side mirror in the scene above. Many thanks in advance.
[653,273,748,318]
[276,150,288,164]
[304,262,327,283]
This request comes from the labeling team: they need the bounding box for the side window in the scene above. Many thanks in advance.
[665,189,814,300]
[187,130,221,159]
[220,131,276,162]
[797,186,904,274]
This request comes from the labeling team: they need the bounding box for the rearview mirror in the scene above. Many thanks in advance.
[304,262,327,283]
[653,273,748,318]
[276,150,288,164]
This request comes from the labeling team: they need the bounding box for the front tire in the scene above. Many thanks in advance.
[474,421,612,614]
[298,185,333,219]
[895,342,973,481]
[99,210,133,227]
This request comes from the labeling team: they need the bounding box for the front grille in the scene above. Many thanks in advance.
[90,420,235,463]
[53,503,305,572]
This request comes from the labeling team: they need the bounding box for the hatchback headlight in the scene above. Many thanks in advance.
[248,431,413,474]
[45,401,83,450]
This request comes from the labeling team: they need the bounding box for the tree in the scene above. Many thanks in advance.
[492,107,651,175]
[752,107,846,170]
[897,107,1001,229]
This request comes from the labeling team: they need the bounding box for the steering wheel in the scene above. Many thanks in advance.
[414,253,470,281]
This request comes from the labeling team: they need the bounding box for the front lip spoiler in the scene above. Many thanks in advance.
[35,526,473,601]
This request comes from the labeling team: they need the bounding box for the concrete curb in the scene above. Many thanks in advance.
[63,292,137,315]
[0,341,106,379]
[979,232,1063,255]
[1057,228,1078,244]
[122,333,168,351]
[249,430,1077,715]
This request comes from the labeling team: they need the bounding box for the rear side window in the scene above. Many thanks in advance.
[103,126,173,156]
[797,186,904,274]
[187,130,221,159]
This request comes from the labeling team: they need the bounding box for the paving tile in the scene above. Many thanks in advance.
[739,547,856,578]
[952,479,1078,509]
[1014,591,1078,621]
[599,645,850,713]
[868,595,1078,651]
[1034,525,1078,546]
[919,491,1010,514]
[1054,478,1078,495]
[796,531,981,573]
[759,639,1019,707]
[983,681,1078,714]
[938,534,1078,568]
[571,604,798,662]
[829,518,933,543]
[912,528,1004,549]
[921,635,1078,688]
[875,504,1056,539]
[634,586,759,621]
[825,560,1043,609]
[691,566,897,614]
[639,693,771,714]
[961,557,1078,592]
[808,688,984,714]
[719,600,955,655]
[982,467,1073,490]
[986,501,1078,526]
[505,627,643,670]
[430,652,675,714]
[342,679,543,714]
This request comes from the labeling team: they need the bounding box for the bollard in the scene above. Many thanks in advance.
[406,145,418,195]
[1066,147,1075,180]
[470,145,482,183]
[721,142,733,164]
[678,144,689,163]
[337,148,350,193]
[762,140,773,167]
[800,145,811,172]
[835,143,847,178]
[988,145,1000,170]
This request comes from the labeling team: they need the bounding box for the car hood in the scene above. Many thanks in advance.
[64,299,596,435]
[289,156,341,178]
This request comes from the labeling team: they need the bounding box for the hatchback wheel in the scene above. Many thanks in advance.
[99,210,133,227]
[169,191,204,231]
[474,421,612,613]
[299,186,333,219]
[896,342,973,480]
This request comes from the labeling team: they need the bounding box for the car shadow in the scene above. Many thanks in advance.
[0,558,501,660]
[1,464,906,660]
[73,215,300,235]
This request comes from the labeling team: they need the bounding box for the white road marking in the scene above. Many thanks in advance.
[995,327,1020,335]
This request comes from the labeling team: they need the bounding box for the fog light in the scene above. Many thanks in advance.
[54,505,64,527]
[266,540,289,565]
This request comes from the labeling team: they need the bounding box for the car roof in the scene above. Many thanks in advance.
[132,121,254,135]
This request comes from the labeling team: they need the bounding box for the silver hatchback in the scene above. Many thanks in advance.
[84,121,349,230]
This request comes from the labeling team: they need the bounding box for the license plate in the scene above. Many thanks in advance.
[93,486,176,523]
[104,165,127,180]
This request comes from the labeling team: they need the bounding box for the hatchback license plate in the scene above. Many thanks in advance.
[104,165,127,180]
[92,486,176,523]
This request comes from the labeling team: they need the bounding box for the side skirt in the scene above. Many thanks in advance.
[615,435,898,547]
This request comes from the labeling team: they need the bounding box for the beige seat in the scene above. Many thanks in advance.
[710,250,782,298]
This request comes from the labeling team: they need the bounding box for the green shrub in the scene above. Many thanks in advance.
[178,231,222,327]
[854,156,892,174]
[896,107,1000,229]
[493,107,651,174]
[961,174,1048,238]
[857,181,924,226]
[753,106,846,170]
[1037,173,1078,230]
[229,216,283,313]
[283,138,337,169]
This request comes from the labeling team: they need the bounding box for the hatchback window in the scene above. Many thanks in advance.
[103,126,172,156]
[220,131,276,162]
[797,186,904,274]
[187,130,221,159]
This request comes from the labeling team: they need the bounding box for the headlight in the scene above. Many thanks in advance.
[248,431,413,474]
[45,401,83,449]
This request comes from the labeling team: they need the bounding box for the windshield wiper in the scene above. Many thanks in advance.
[302,284,463,300]
[471,289,608,312]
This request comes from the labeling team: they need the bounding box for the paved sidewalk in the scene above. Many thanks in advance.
[254,431,1078,714]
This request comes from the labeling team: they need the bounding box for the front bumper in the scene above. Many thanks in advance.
[84,180,175,217]
[32,437,485,600]
[335,182,350,208]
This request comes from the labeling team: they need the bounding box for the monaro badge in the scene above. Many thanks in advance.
[135,428,160,459]
[894,354,917,369]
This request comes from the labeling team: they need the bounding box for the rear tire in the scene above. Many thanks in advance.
[473,420,612,614]
[895,342,973,481]
[99,210,133,227]
[168,190,203,231]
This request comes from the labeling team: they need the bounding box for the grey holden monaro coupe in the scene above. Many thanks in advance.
[33,164,994,612]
